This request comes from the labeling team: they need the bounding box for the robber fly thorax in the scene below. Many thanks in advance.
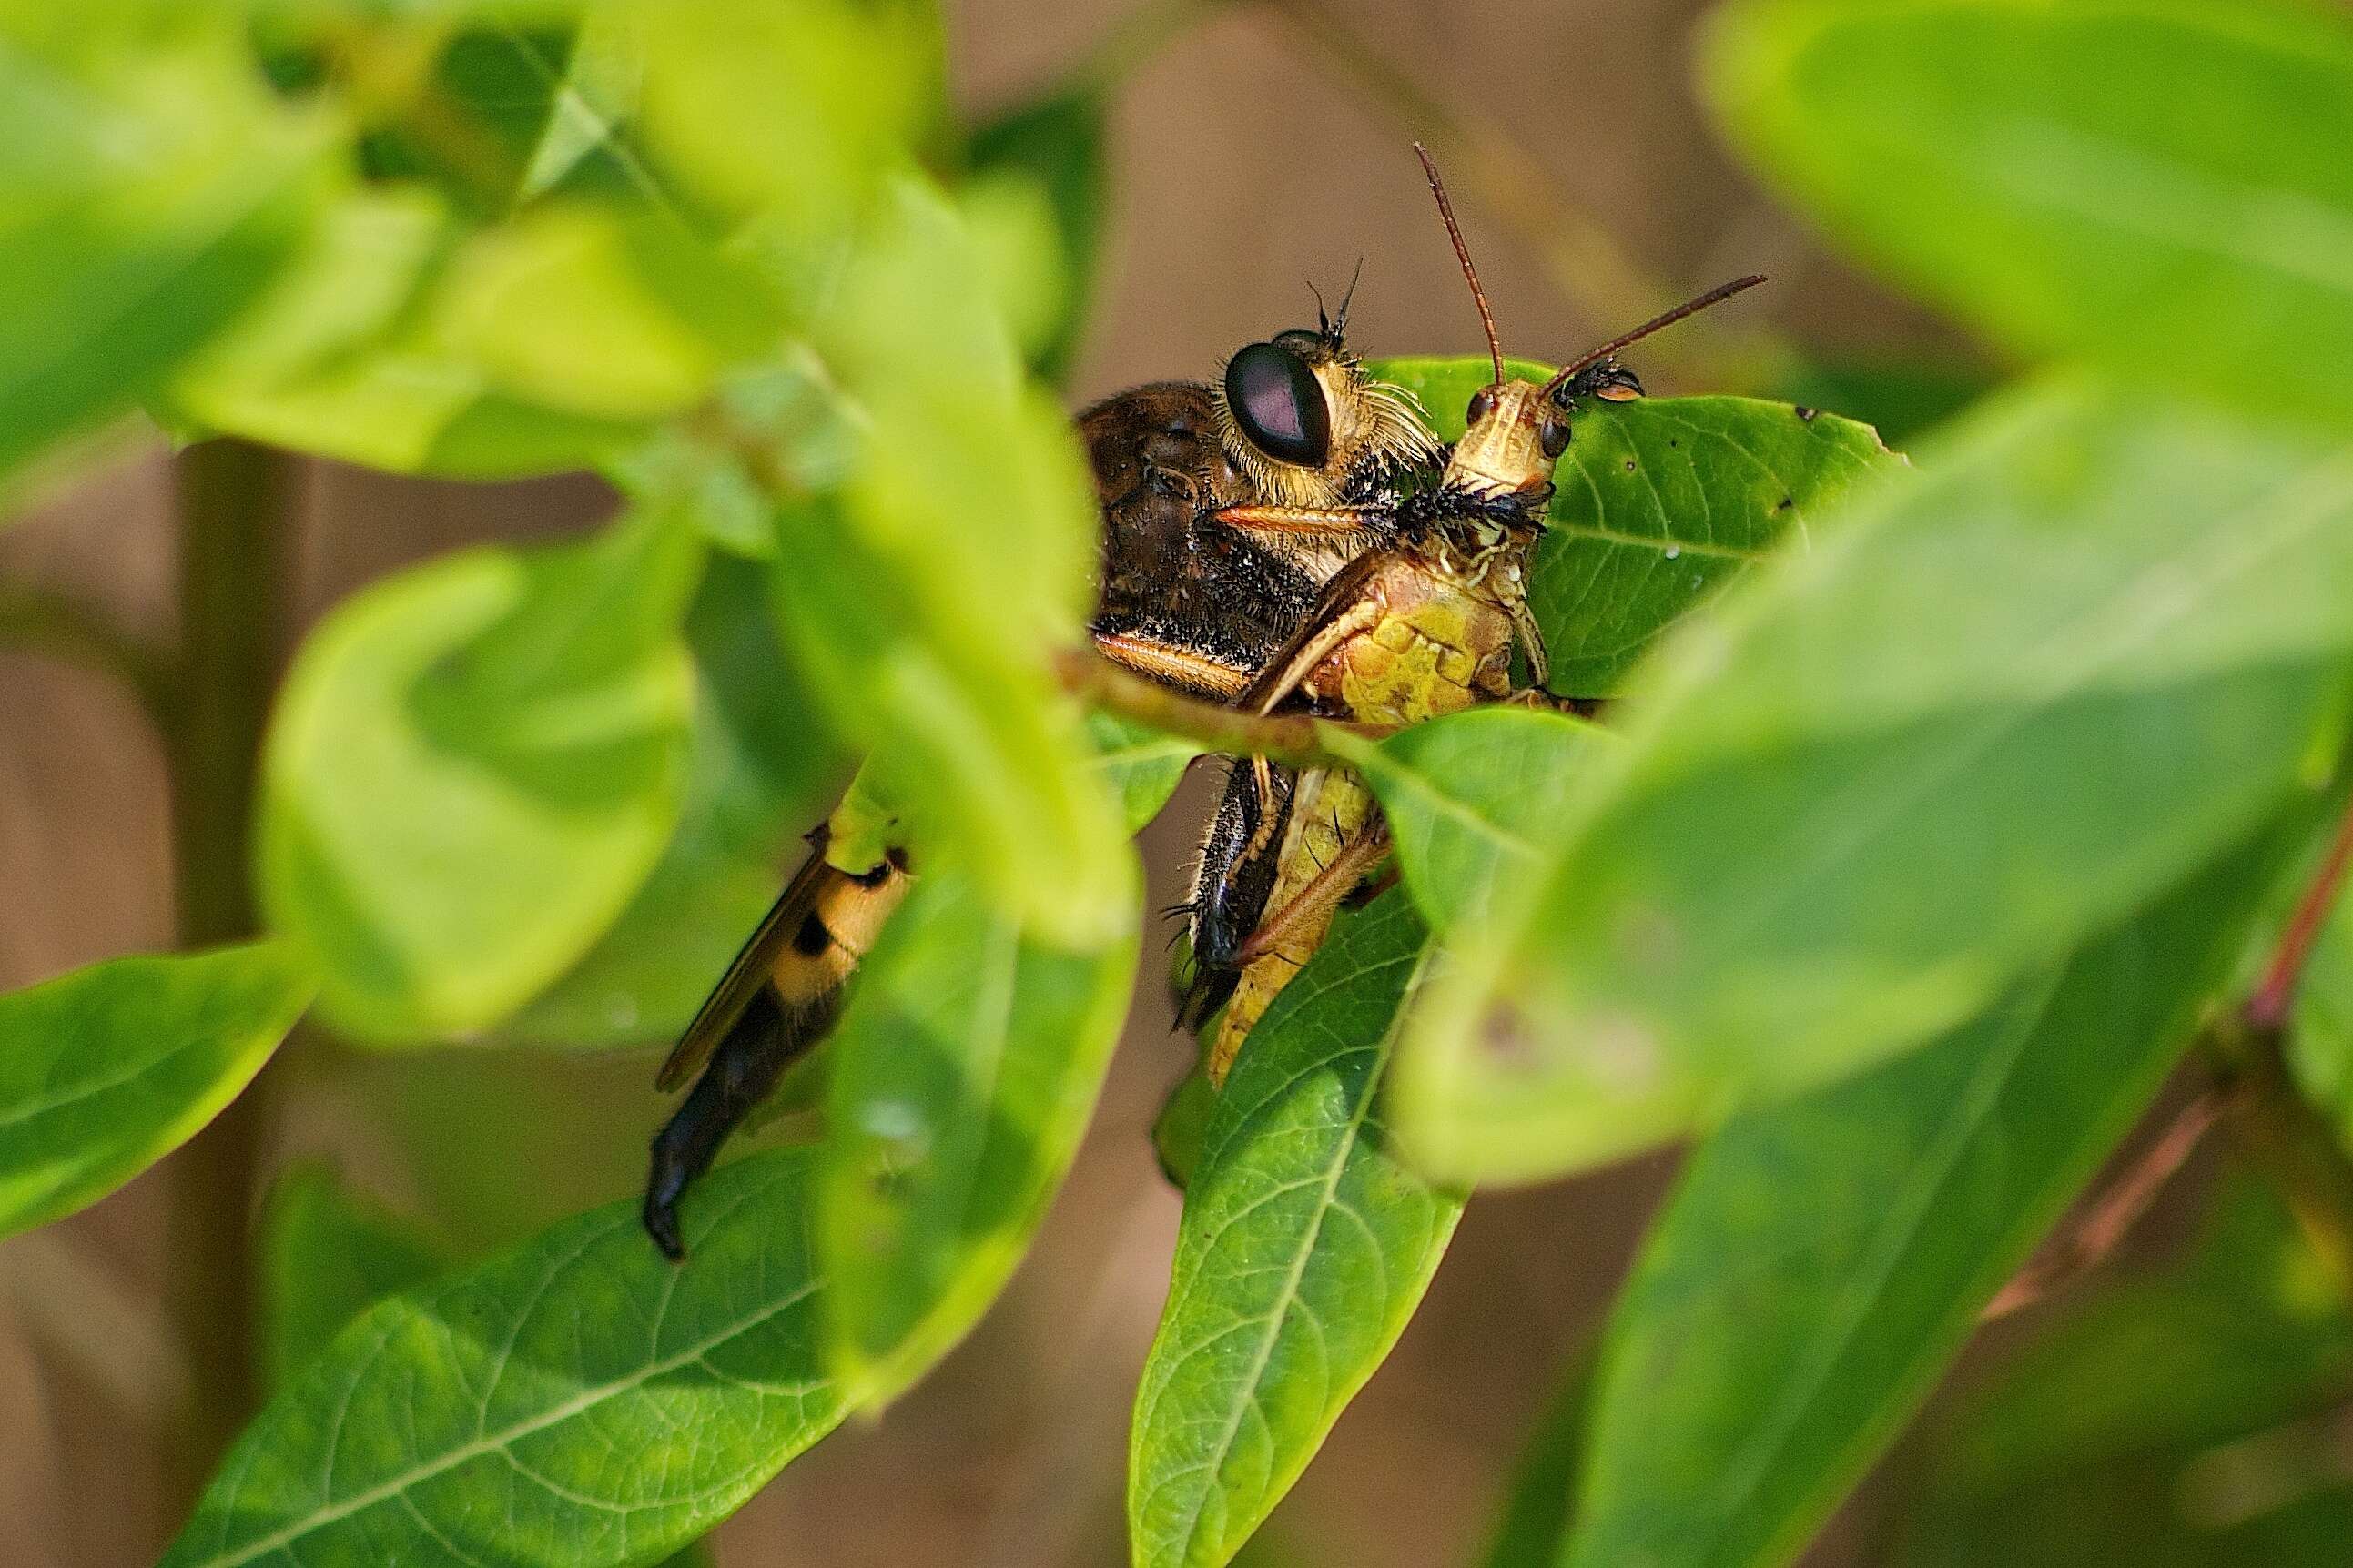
[1086,289,1441,699]
[641,303,1443,1259]
[1200,147,1764,1084]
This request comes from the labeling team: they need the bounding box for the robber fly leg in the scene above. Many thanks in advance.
[1179,760,1296,1027]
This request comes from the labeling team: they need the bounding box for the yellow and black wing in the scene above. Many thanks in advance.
[653,827,907,1092]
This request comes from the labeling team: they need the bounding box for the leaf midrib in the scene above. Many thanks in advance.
[178,1212,823,1568]
[1687,436,2353,967]
[1156,943,1437,1568]
[1596,979,2052,1568]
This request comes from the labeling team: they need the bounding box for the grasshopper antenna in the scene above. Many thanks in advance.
[1333,257,1364,340]
[1542,275,1768,400]
[1414,143,1503,388]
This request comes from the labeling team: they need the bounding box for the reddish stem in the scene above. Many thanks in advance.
[2247,792,2353,1033]
[1983,1089,2221,1320]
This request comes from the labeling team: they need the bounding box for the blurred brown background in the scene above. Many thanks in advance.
[0,2,1953,1562]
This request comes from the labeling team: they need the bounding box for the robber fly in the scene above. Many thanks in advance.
[1196,148,1763,1084]
[641,304,1444,1259]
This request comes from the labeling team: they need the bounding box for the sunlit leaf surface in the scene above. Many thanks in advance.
[1562,829,2295,1568]
[1130,892,1459,1568]
[1397,379,2353,1185]
[1334,705,1609,937]
[262,510,701,1041]
[967,86,1107,380]
[818,867,1137,1402]
[1706,0,2353,432]
[0,27,326,492]
[768,176,1131,950]
[0,944,312,1239]
[163,1149,837,1568]
[496,559,849,1047]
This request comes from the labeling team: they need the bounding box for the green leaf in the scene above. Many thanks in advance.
[354,22,623,215]
[817,866,1138,1403]
[1130,890,1461,1568]
[0,944,311,1239]
[1704,0,2353,433]
[768,175,1131,950]
[1477,1351,1594,1568]
[1775,357,1994,447]
[967,86,1107,380]
[822,763,904,877]
[163,1148,840,1568]
[1527,396,1902,696]
[431,203,745,420]
[256,1165,720,1566]
[0,28,327,492]
[1559,825,2293,1568]
[175,194,757,476]
[259,1165,444,1393]
[494,557,850,1047]
[509,12,646,204]
[1395,378,2353,1186]
[1151,1065,1213,1191]
[1901,1185,2353,1568]
[635,0,939,258]
[261,509,701,1041]
[1373,359,1901,695]
[1331,706,1610,937]
[1089,708,1199,834]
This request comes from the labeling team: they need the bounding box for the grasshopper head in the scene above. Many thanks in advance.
[1412,143,1764,514]
[1447,379,1567,501]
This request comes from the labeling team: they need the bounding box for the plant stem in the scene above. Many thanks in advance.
[2211,787,2353,1295]
[1054,647,1388,768]
[2214,1011,2353,1292]
[1254,0,1802,387]
[2248,791,2353,1033]
[0,582,166,718]
[1982,1087,2222,1321]
[1079,0,1227,88]
[163,437,298,1504]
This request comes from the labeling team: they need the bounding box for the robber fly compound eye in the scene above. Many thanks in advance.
[1223,341,1334,469]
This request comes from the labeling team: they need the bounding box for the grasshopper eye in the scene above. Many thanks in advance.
[1466,386,1497,427]
[1538,414,1570,459]
[1224,342,1331,468]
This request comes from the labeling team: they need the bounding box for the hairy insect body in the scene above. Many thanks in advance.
[1192,148,1763,1089]
[1207,766,1378,1082]
[643,320,1443,1258]
[1203,533,1537,1084]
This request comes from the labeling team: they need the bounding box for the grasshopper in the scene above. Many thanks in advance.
[641,310,1445,1259]
[1199,148,1762,1084]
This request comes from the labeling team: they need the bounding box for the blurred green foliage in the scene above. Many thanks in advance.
[0,2,2350,1567]
[0,945,310,1239]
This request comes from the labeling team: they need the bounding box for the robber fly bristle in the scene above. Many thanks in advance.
[1414,144,1504,388]
[1541,275,1769,400]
